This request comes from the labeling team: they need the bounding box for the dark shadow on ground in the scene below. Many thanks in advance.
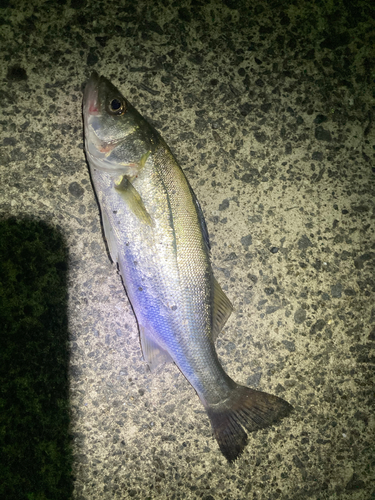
[0,217,73,500]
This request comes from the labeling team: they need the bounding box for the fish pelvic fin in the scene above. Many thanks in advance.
[205,385,293,462]
[139,325,173,372]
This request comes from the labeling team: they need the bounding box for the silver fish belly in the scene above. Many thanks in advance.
[83,72,292,462]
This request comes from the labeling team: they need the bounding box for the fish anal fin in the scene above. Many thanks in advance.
[211,276,233,341]
[101,209,119,264]
[205,385,293,462]
[139,325,173,372]
[114,176,153,226]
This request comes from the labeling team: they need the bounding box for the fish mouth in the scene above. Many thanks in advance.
[83,71,103,150]
[83,72,104,147]
[83,72,121,172]
[83,71,100,120]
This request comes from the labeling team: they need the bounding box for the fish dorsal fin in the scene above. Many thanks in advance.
[101,209,119,264]
[185,182,210,252]
[139,325,173,372]
[114,176,152,226]
[212,276,233,341]
[194,193,210,252]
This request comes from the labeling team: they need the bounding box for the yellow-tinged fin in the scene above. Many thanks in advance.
[211,276,233,341]
[138,150,151,170]
[139,325,173,371]
[114,176,152,226]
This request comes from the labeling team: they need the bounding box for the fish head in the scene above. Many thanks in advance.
[83,71,159,176]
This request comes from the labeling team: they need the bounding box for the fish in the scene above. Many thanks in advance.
[83,71,292,462]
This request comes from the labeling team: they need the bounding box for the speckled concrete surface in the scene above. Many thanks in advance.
[1,0,374,498]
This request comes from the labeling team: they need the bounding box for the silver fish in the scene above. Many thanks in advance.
[83,72,292,462]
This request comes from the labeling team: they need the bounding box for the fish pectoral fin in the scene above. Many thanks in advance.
[138,150,151,170]
[139,325,173,372]
[114,176,152,226]
[211,276,233,341]
[101,209,119,264]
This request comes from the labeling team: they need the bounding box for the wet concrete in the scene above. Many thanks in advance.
[1,0,374,498]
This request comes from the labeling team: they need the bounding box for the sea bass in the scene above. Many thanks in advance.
[83,72,292,462]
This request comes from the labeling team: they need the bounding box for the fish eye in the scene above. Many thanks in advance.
[109,98,125,115]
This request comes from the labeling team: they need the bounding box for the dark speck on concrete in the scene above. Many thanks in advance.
[240,234,252,247]
[298,234,313,249]
[331,283,343,298]
[218,198,229,211]
[239,103,254,116]
[254,131,267,143]
[282,340,295,352]
[310,319,326,335]
[241,169,260,183]
[260,103,272,113]
[247,274,258,284]
[285,142,292,154]
[315,126,332,142]
[313,260,322,271]
[266,305,280,314]
[70,365,82,379]
[354,252,374,269]
[87,48,99,66]
[320,31,350,50]
[3,137,17,146]
[294,308,306,324]
[314,114,327,124]
[95,36,110,47]
[6,65,27,81]
[312,151,324,161]
[345,473,366,491]
[69,182,84,198]
[247,369,262,387]
[224,252,237,261]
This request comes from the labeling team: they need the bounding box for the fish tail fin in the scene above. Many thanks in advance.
[205,385,292,462]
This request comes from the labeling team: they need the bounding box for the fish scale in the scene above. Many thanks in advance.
[83,71,292,462]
